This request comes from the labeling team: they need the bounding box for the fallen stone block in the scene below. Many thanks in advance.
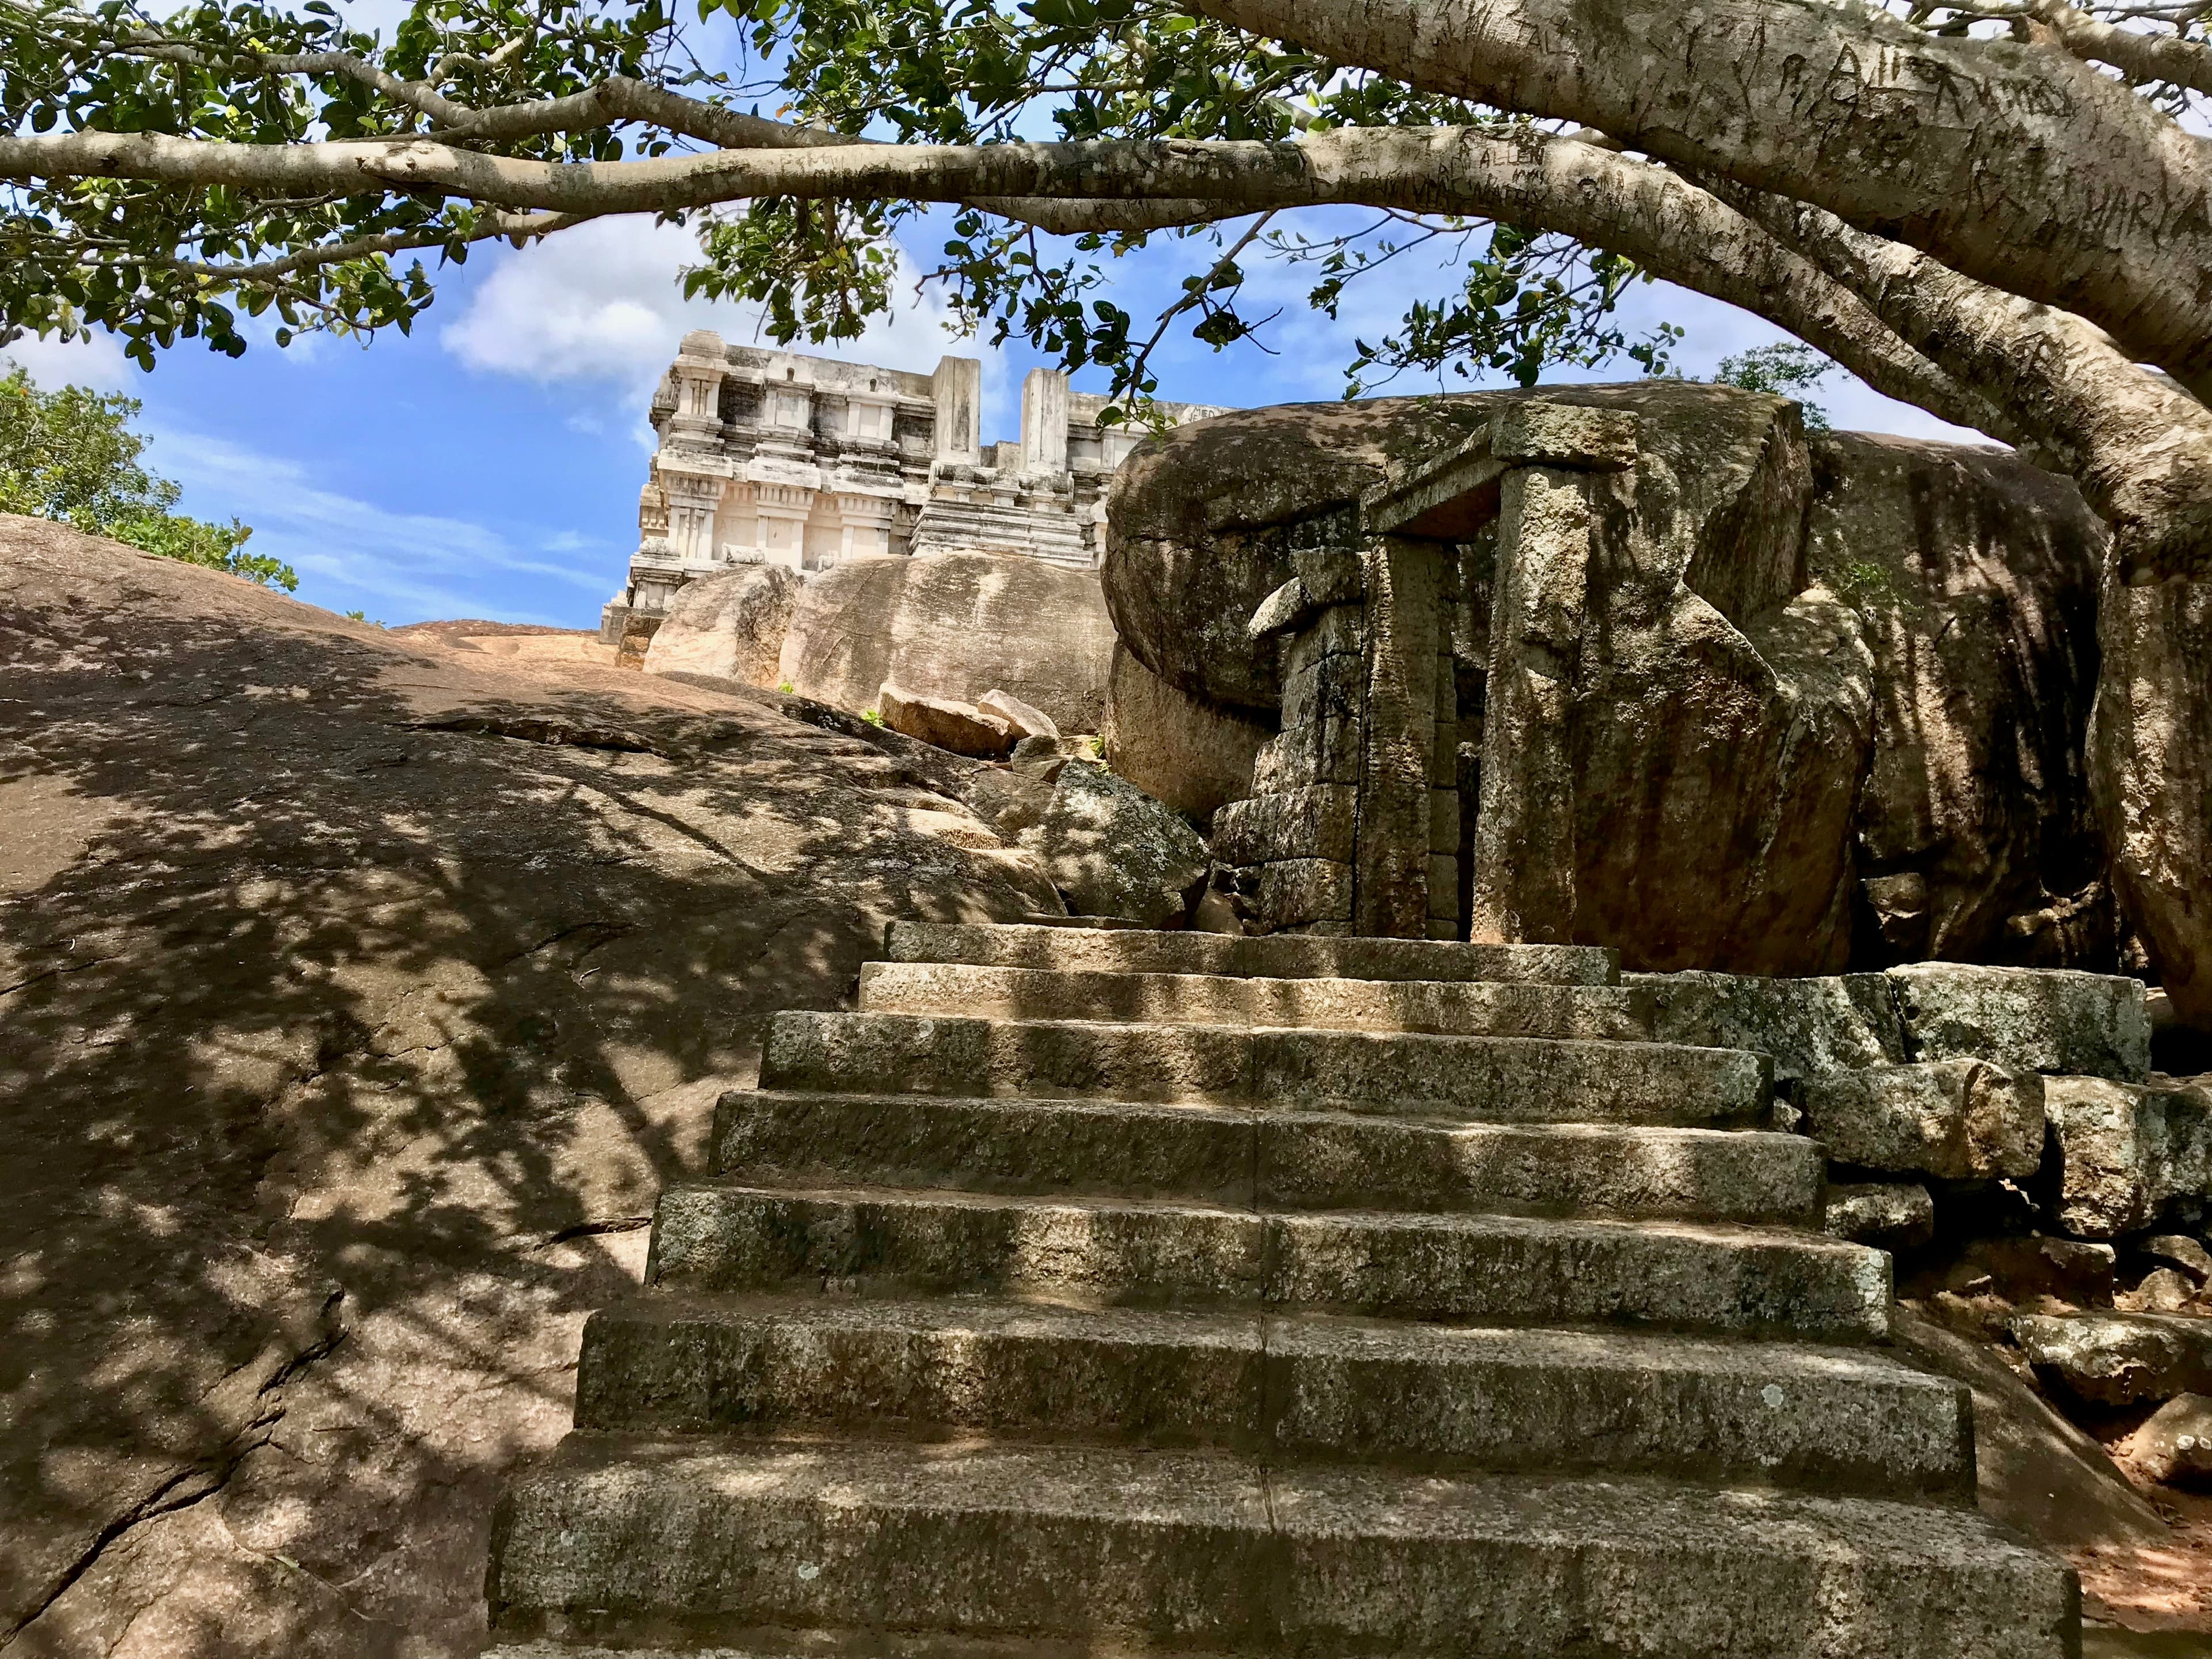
[1252,857,1353,932]
[1823,1183,1936,1252]
[2129,1392,2212,1486]
[878,683,1016,757]
[979,688,1059,743]
[1213,785,1357,865]
[2142,1234,2212,1285]
[2122,1267,2201,1314]
[2012,1310,2212,1406]
[1797,1060,2046,1181]
[2044,1076,2212,1240]
[1623,971,1904,1084]
[1246,575,1316,641]
[1887,963,2150,1082]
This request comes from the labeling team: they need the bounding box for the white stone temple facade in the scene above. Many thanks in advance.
[601,329,1225,639]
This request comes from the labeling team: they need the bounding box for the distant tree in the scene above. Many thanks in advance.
[1711,343,1836,432]
[0,366,293,589]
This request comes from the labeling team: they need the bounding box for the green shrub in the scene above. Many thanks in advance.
[0,366,291,590]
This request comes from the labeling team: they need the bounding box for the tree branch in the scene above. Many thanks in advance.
[1181,0,2212,389]
[1707,175,2212,578]
[2021,0,2212,94]
[0,122,1994,438]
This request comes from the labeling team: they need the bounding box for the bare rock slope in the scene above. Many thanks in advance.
[0,516,1058,1655]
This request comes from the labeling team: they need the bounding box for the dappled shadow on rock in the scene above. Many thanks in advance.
[0,516,1056,1655]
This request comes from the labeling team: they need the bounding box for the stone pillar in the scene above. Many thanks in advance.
[1020,368,1070,474]
[1219,525,1455,940]
[1464,402,1640,944]
[668,331,727,447]
[1353,535,1441,939]
[1428,639,1461,941]
[836,491,899,559]
[661,471,724,564]
[932,356,983,465]
[1215,521,1365,934]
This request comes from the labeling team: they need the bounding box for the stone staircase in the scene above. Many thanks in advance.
[487,922,2079,1659]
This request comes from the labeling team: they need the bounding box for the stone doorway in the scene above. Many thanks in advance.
[1216,400,1640,940]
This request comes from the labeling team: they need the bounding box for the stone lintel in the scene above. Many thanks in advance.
[1491,403,1641,471]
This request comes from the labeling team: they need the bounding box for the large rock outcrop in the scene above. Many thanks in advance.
[641,562,802,685]
[2092,570,2212,1027]
[0,515,1059,1654]
[778,550,1115,733]
[1107,396,1495,715]
[1110,384,1873,973]
[1500,388,1874,974]
[1108,388,2141,982]
[1101,642,1271,823]
[1804,434,2112,969]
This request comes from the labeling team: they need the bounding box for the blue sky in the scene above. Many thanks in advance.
[4,205,1980,630]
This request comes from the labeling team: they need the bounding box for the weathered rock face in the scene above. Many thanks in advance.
[1017,759,1210,929]
[1506,390,1874,974]
[1804,434,2112,969]
[1103,642,1271,823]
[641,562,802,685]
[0,515,1059,1653]
[2092,571,2212,1028]
[1887,963,2149,1081]
[2044,1076,2212,1240]
[1797,1060,2047,1181]
[779,551,1115,733]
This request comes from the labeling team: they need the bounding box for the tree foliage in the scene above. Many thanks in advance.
[1712,343,1836,432]
[0,366,291,588]
[3,0,2212,571]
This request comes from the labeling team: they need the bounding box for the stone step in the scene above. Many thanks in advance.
[857,960,1653,1039]
[760,1011,1768,1124]
[884,919,1618,984]
[488,1438,2073,1658]
[713,1090,1824,1225]
[574,1294,1972,1499]
[646,1184,1891,1341]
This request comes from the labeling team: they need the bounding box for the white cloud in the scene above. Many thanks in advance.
[2,331,134,393]
[440,214,1006,411]
[150,426,615,622]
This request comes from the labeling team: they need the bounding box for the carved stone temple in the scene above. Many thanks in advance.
[600,329,1222,639]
